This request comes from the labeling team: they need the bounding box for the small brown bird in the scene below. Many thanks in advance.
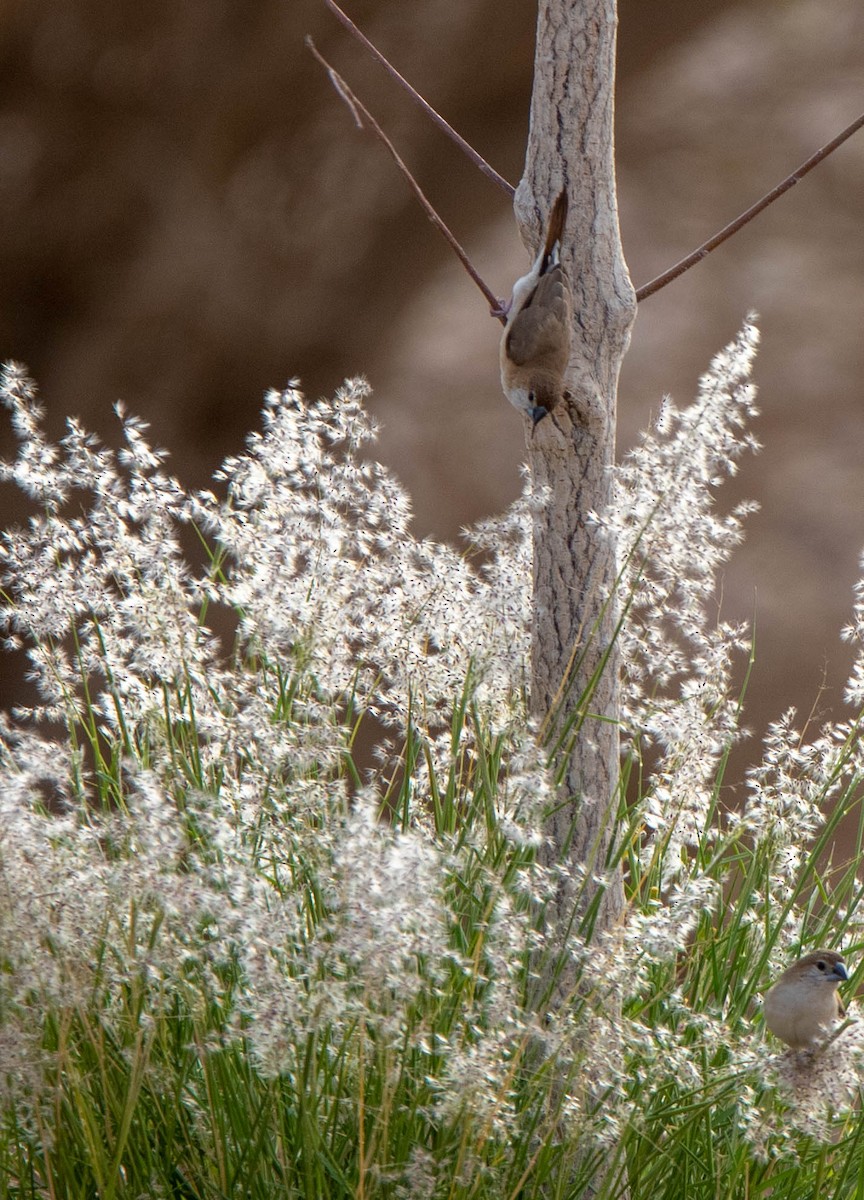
[499,190,573,426]
[762,950,848,1050]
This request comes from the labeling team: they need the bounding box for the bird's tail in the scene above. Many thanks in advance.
[541,190,568,272]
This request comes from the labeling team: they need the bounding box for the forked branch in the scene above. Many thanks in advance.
[321,0,513,198]
[306,37,506,320]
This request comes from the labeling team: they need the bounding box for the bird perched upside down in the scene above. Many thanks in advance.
[499,190,573,426]
[762,950,848,1050]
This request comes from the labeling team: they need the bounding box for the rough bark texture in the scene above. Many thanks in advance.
[516,1,635,983]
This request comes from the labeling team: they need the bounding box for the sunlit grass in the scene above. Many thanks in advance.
[2,333,864,1198]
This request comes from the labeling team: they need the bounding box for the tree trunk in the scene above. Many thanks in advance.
[517,0,635,996]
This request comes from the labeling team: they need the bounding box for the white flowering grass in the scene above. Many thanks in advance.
[1,324,864,1198]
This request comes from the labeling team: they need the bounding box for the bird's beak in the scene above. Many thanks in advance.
[833,962,849,981]
[530,407,548,426]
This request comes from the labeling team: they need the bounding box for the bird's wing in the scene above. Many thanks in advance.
[504,267,571,369]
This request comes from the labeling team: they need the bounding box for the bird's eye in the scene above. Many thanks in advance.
[528,390,536,403]
[816,960,827,972]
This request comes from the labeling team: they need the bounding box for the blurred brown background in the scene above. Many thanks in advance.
[1,0,863,794]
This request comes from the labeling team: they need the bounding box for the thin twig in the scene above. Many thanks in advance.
[306,37,507,321]
[636,111,864,302]
[322,0,514,198]
[819,1016,857,1052]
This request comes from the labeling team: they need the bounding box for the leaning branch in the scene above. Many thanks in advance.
[306,38,506,320]
[636,110,864,301]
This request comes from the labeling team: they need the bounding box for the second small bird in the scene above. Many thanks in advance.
[762,950,848,1050]
[499,190,573,426]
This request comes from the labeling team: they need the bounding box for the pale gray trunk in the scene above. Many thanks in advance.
[517,0,635,997]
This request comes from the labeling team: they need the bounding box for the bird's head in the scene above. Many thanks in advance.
[791,951,848,986]
[516,377,569,426]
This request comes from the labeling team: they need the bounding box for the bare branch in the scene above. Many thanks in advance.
[319,4,864,315]
[322,0,514,198]
[317,5,864,310]
[306,38,507,321]
[636,110,864,302]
